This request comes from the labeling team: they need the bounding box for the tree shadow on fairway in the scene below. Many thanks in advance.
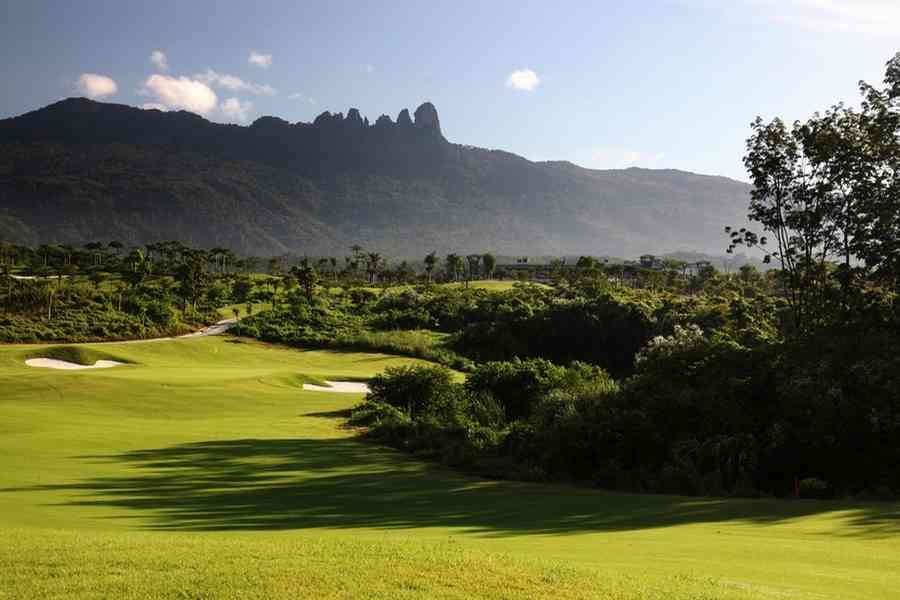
[302,408,353,419]
[10,437,900,536]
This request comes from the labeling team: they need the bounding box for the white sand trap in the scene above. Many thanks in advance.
[25,358,125,370]
[302,380,370,394]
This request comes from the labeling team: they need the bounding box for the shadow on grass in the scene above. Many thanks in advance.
[302,408,353,419]
[9,437,900,536]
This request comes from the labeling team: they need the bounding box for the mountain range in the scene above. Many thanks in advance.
[0,98,752,258]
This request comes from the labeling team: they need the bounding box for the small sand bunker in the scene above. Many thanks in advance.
[302,380,370,394]
[25,358,125,370]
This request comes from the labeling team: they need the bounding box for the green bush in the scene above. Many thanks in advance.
[349,400,409,428]
[465,358,570,422]
[366,364,456,418]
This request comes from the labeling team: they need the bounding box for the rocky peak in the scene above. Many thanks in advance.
[346,108,364,128]
[313,111,334,126]
[396,108,413,127]
[413,102,442,137]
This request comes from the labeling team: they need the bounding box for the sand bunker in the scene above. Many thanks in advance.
[302,380,370,394]
[25,358,125,370]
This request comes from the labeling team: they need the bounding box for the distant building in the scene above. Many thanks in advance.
[686,260,712,276]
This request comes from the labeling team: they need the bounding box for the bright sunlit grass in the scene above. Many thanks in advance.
[1,336,899,598]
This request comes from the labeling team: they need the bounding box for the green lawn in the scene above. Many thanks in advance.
[1,337,898,598]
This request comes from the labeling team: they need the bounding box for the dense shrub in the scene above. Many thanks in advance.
[465,358,569,422]
[366,364,455,418]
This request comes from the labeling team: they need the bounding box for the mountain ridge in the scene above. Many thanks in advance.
[0,98,751,257]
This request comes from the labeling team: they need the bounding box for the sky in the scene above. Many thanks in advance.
[1,0,899,181]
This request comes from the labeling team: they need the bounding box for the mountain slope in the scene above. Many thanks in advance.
[0,98,751,257]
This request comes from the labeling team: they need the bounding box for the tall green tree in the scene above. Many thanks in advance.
[730,51,900,330]
[424,251,438,283]
[465,254,482,287]
[482,253,496,279]
[445,253,463,281]
[291,262,320,302]
[366,252,383,284]
[175,251,210,314]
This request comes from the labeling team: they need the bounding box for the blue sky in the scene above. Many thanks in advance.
[1,0,898,180]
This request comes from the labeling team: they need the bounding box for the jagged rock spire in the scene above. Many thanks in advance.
[397,108,413,127]
[413,102,441,137]
[346,108,364,128]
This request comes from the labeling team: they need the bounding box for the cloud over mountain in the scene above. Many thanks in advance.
[76,73,118,99]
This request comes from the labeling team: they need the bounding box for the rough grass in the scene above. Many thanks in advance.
[1,336,899,599]
[341,329,471,370]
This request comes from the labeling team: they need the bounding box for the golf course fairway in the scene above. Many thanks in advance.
[1,336,898,599]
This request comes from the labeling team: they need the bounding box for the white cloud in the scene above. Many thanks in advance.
[150,50,168,72]
[248,50,273,68]
[140,102,168,111]
[505,68,540,92]
[220,97,254,122]
[141,74,218,115]
[195,69,276,95]
[288,92,317,105]
[750,0,900,35]
[364,64,375,74]
[76,73,118,99]
[589,147,666,170]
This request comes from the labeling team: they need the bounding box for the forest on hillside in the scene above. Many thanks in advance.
[0,98,751,257]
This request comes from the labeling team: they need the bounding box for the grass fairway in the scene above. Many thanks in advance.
[439,279,549,291]
[1,337,899,598]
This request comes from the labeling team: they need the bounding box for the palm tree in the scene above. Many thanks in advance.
[125,249,152,288]
[445,253,463,282]
[466,254,482,285]
[37,244,52,267]
[221,248,236,274]
[59,244,75,267]
[84,242,104,266]
[291,263,320,302]
[424,251,438,283]
[350,245,364,277]
[482,253,496,280]
[366,252,383,284]
[44,281,57,320]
